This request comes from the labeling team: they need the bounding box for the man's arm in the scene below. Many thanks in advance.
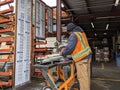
[61,33,77,56]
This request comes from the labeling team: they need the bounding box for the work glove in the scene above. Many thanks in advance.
[59,47,65,56]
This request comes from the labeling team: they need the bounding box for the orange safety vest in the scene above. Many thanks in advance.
[71,32,92,62]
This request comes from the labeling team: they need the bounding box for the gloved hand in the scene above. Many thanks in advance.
[59,47,65,55]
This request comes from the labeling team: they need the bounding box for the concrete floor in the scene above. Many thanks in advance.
[3,61,120,90]
[91,61,120,90]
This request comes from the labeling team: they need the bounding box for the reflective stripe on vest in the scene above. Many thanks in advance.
[71,32,91,62]
[72,47,91,60]
[75,32,86,48]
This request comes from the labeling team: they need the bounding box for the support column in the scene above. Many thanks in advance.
[56,0,61,42]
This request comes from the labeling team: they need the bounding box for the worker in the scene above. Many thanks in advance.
[60,23,92,90]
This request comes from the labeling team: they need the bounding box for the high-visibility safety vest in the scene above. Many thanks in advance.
[71,32,92,62]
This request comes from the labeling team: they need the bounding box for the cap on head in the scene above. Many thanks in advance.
[67,23,76,32]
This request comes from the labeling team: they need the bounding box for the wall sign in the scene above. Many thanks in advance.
[15,0,31,87]
[35,0,45,39]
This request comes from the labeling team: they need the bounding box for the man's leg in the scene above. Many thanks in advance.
[75,59,91,90]
[88,58,91,89]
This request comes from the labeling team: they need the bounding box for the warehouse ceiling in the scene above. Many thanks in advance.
[61,0,120,38]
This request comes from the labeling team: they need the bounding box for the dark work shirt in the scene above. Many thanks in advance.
[62,33,77,56]
[62,32,92,60]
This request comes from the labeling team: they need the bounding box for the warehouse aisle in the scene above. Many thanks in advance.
[4,61,120,90]
[91,61,120,90]
[17,62,120,90]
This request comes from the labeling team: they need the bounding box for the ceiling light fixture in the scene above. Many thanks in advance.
[61,3,64,8]
[104,33,107,35]
[91,22,94,28]
[95,33,97,36]
[106,24,109,30]
[115,0,119,6]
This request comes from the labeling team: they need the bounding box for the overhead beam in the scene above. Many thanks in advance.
[83,0,95,31]
[52,6,68,13]
[61,0,74,15]
[74,0,92,21]
[73,12,120,19]
[74,21,120,25]
[86,30,116,38]
[107,0,117,30]
[87,35,115,38]
[111,0,117,12]
[76,12,120,19]
[56,0,62,42]
[66,4,120,11]
[84,0,92,14]
[85,29,117,38]
[85,29,117,33]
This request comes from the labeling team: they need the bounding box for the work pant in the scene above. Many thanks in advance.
[75,58,91,90]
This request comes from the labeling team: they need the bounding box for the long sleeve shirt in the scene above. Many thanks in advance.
[62,33,77,56]
[61,33,92,59]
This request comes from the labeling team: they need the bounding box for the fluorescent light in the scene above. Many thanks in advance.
[104,33,107,35]
[91,22,94,28]
[106,24,109,30]
[61,3,64,7]
[115,0,119,6]
[95,33,97,36]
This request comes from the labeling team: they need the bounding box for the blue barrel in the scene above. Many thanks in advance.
[116,54,120,67]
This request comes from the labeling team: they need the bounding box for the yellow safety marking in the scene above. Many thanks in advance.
[101,63,104,70]
[92,78,120,82]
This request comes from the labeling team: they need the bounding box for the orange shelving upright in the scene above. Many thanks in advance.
[32,0,53,78]
[32,0,49,78]
[0,0,14,88]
